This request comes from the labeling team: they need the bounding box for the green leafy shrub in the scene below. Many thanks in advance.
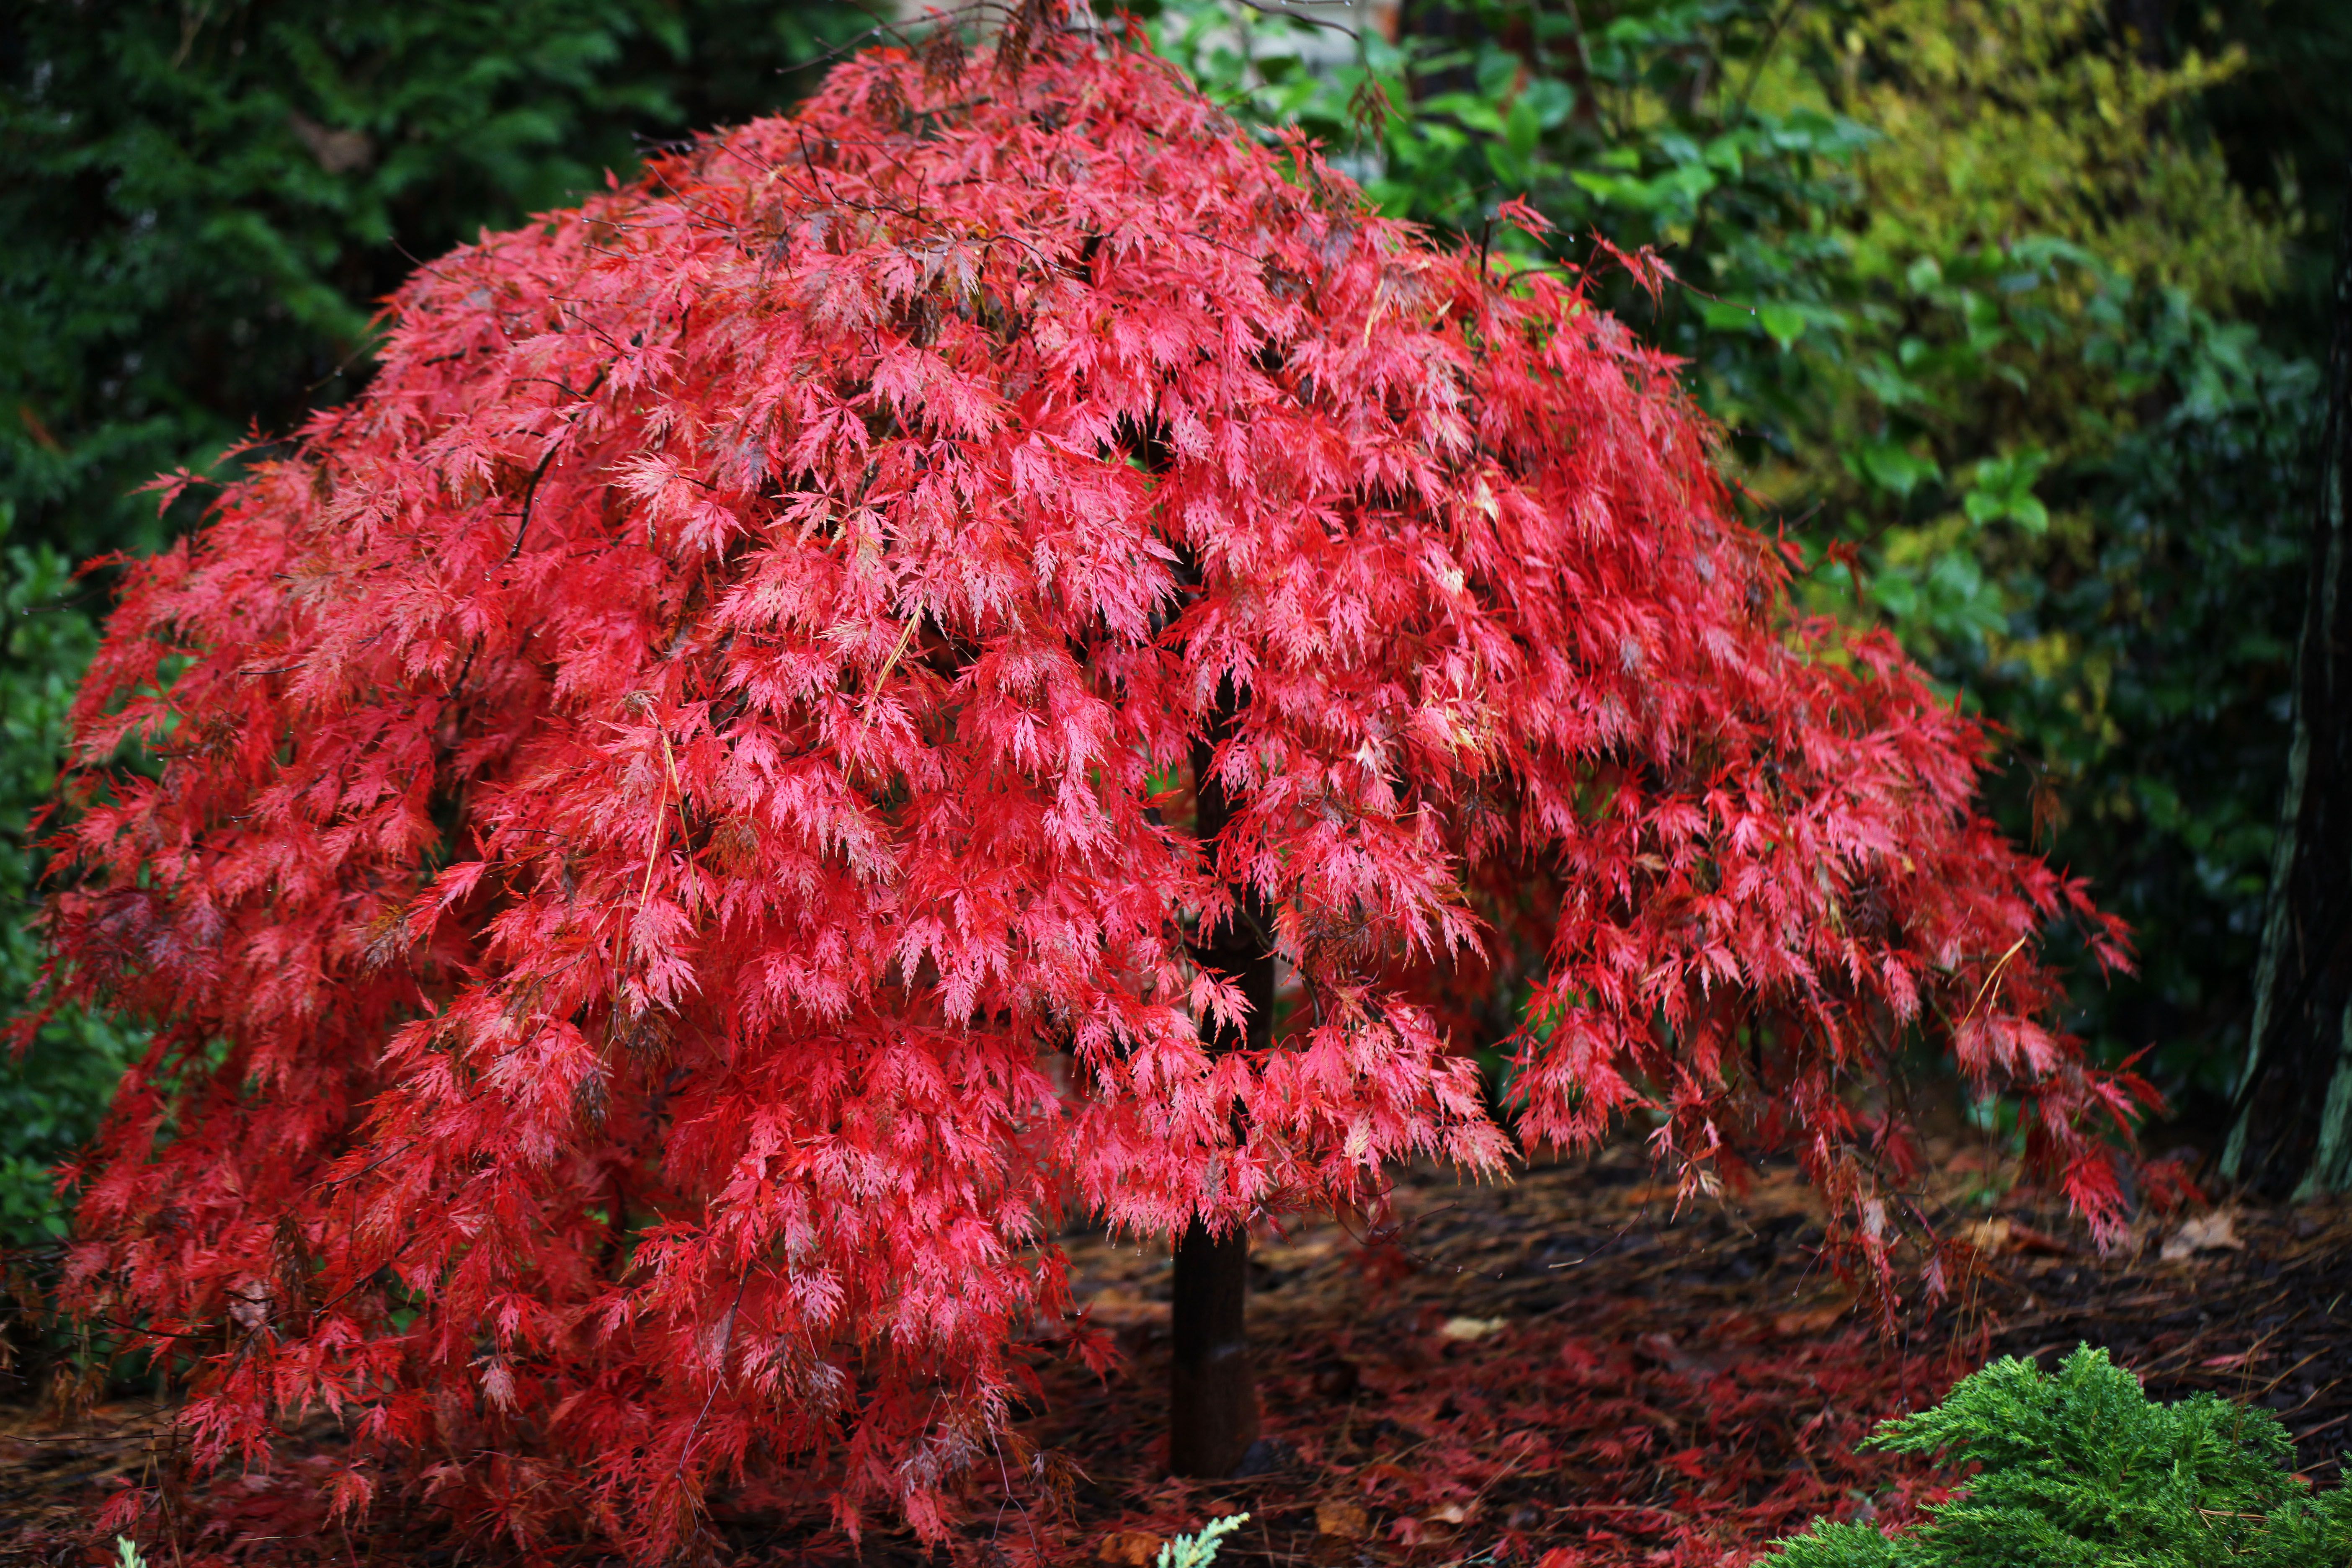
[0,510,141,1252]
[1764,1346,2352,1567]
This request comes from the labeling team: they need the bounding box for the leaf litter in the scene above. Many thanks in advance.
[7,1132,2344,1567]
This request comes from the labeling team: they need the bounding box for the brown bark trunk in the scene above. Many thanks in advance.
[1169,1219,1257,1476]
[2223,160,2352,1200]
[1168,694,1271,1478]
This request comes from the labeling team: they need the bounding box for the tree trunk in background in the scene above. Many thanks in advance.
[2223,163,2352,1200]
[1168,700,1271,1477]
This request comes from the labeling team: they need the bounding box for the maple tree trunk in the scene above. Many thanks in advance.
[1169,698,1271,1477]
[1169,1219,1257,1475]
[2223,162,2352,1200]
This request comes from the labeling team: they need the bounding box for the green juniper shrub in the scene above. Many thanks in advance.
[1764,1346,2352,1567]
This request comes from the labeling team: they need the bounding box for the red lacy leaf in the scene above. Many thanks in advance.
[39,18,2138,1560]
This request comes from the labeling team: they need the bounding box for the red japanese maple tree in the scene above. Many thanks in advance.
[39,18,2147,1557]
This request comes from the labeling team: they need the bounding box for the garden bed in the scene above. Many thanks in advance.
[5,1139,2345,1567]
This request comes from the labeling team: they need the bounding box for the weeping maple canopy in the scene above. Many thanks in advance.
[42,24,2144,1555]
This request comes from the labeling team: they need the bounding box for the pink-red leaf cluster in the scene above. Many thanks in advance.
[42,26,2143,1555]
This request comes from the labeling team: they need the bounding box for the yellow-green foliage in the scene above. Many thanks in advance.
[1730,0,2291,515]
[1724,0,2298,803]
[1804,0,2284,309]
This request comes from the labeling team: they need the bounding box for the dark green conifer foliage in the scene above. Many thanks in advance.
[1,0,859,564]
[1766,1347,2352,1567]
[0,0,858,1256]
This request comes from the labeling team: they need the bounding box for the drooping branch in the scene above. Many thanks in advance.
[36,23,2137,1557]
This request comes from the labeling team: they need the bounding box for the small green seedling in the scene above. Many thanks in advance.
[1159,1512,1250,1568]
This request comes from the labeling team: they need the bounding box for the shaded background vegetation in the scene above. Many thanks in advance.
[0,0,863,1253]
[1150,0,2345,1146]
[3,0,2345,1249]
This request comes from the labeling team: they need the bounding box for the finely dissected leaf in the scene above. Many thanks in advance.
[41,21,2141,1559]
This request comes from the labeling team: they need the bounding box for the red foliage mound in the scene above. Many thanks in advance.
[39,23,2141,1557]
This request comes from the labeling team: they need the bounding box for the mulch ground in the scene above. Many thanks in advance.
[5,1134,2347,1568]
